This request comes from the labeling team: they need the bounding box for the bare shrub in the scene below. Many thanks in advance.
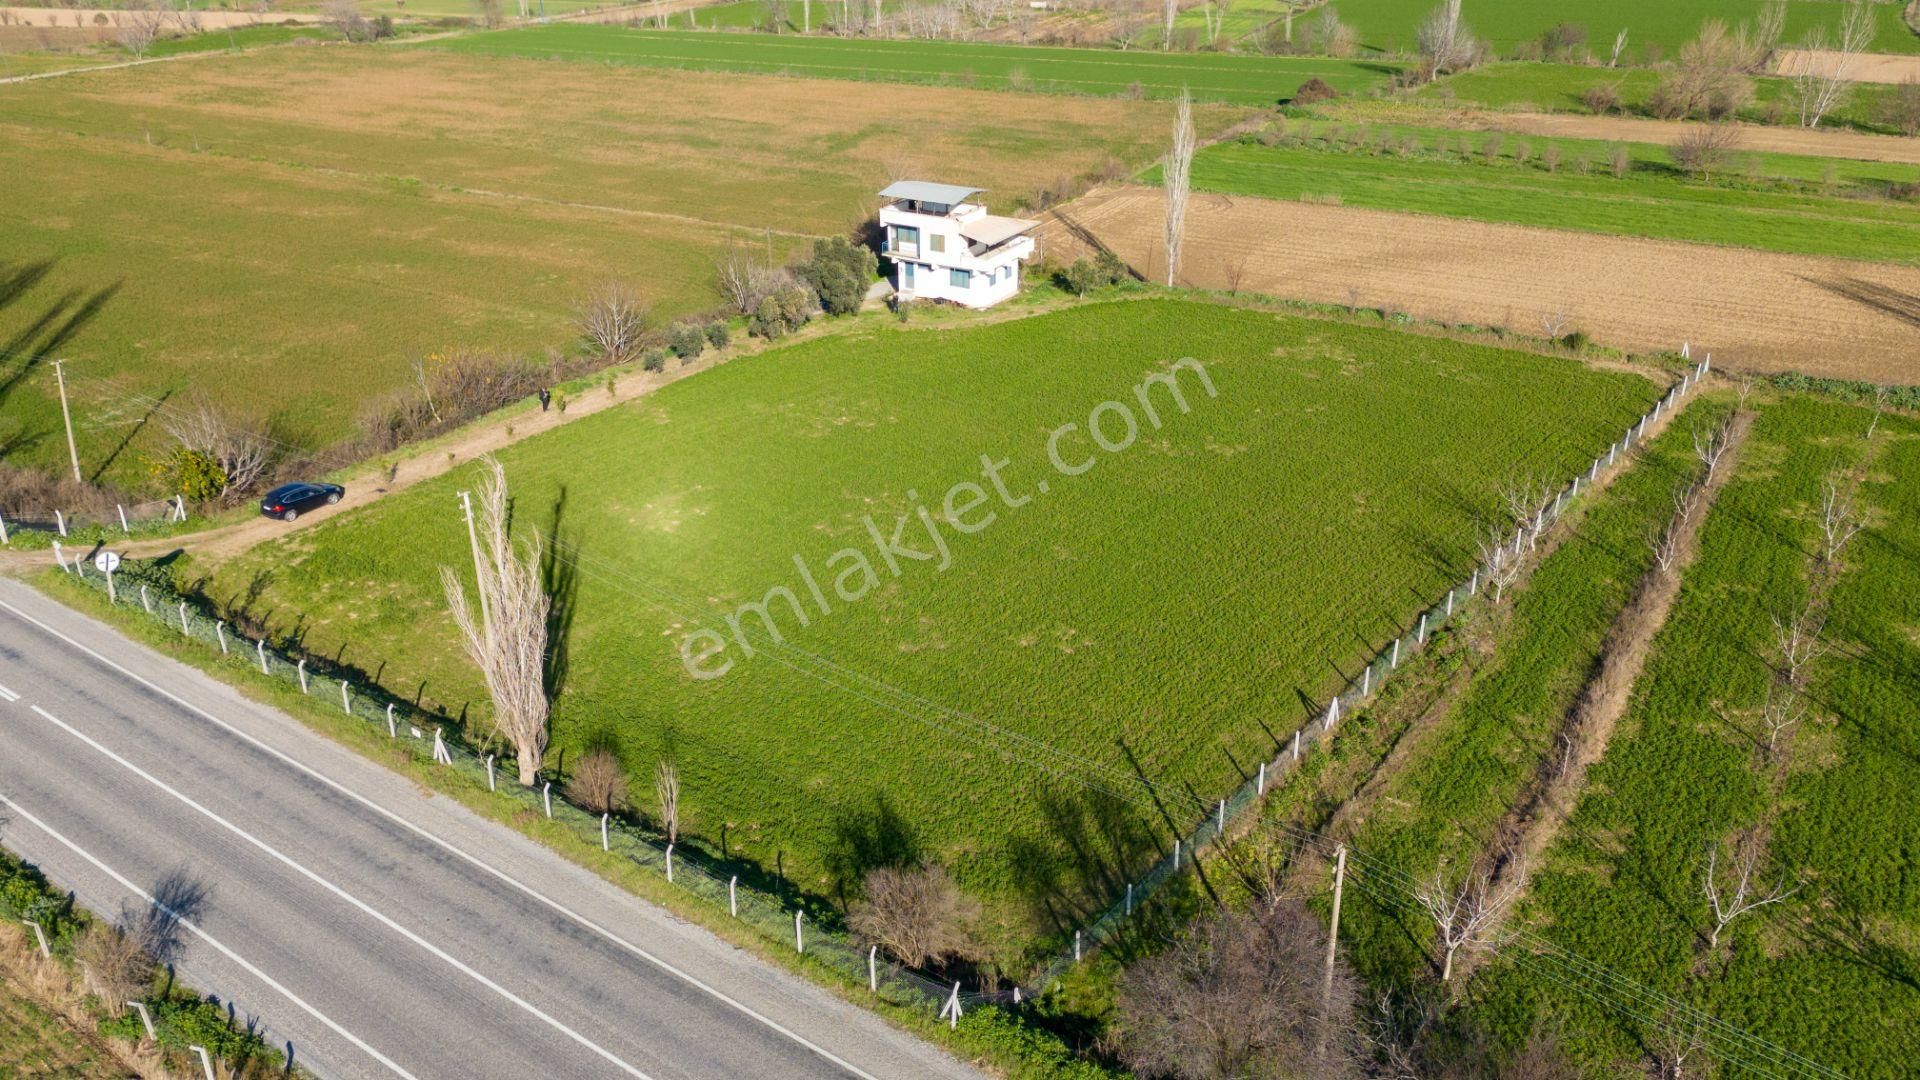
[1416,0,1480,78]
[849,864,979,970]
[0,462,123,518]
[73,922,150,1013]
[1413,857,1525,981]
[117,1,167,57]
[1651,21,1756,120]
[441,456,550,786]
[1876,76,1920,137]
[565,747,627,814]
[1581,83,1621,115]
[575,279,648,362]
[1609,142,1631,178]
[360,349,548,453]
[1116,897,1362,1079]
[1672,124,1743,182]
[164,398,274,500]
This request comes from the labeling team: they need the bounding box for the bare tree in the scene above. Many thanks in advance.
[1648,1005,1715,1080]
[1693,419,1732,482]
[1220,252,1249,296]
[1413,858,1525,982]
[1477,525,1523,602]
[1817,479,1864,565]
[1160,0,1175,49]
[1737,373,1756,410]
[565,746,627,814]
[655,758,679,845]
[1757,685,1806,763]
[1671,123,1742,182]
[715,251,783,315]
[1702,828,1796,949]
[1609,27,1628,67]
[164,398,274,499]
[1538,306,1573,340]
[442,456,551,786]
[118,1,168,58]
[575,278,648,362]
[1865,384,1891,439]
[1415,0,1479,78]
[1116,898,1363,1079]
[1164,89,1195,287]
[848,863,980,969]
[74,922,151,1015]
[1647,488,1691,576]
[1771,605,1826,690]
[1784,1,1874,129]
[477,0,503,27]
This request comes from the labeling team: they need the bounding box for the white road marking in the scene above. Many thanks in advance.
[26,703,658,1080]
[0,790,421,1080]
[0,594,881,1080]
[0,683,19,703]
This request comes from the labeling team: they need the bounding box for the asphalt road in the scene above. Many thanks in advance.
[0,578,987,1080]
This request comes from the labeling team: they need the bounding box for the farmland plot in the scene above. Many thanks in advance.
[0,46,1186,487]
[197,299,1658,944]
[1341,0,1920,58]
[1474,395,1920,1076]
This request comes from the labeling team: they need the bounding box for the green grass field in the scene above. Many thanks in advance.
[433,23,1404,104]
[0,44,1184,490]
[197,298,1659,946]
[1338,0,1920,57]
[1427,60,1904,133]
[1472,395,1920,1076]
[0,983,121,1079]
[1171,128,1920,262]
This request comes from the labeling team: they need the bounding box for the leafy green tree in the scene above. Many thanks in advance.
[796,237,878,316]
[151,447,228,502]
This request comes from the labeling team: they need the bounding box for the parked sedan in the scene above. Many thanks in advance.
[260,482,344,522]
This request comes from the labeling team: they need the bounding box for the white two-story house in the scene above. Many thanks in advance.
[877,181,1039,309]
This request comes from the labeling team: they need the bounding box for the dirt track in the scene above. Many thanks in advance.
[1041,185,1920,381]
[1464,109,1920,166]
[1776,48,1920,87]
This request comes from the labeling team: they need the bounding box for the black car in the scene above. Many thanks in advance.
[260,482,344,522]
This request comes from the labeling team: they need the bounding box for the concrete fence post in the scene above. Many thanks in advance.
[1590,458,1599,482]
[1256,760,1266,796]
[1609,442,1618,466]
[868,945,878,992]
[0,508,8,544]
[257,638,268,674]
[543,781,553,818]
[1216,799,1226,834]
[340,680,351,713]
[729,875,738,917]
[52,539,66,571]
[1391,637,1401,668]
[215,621,228,654]
[1173,838,1181,870]
[1417,613,1427,644]
[54,509,66,537]
[1469,568,1478,595]
[117,505,129,534]
[174,495,186,522]
[1074,929,1082,963]
[1125,881,1134,916]
[297,659,308,693]
[177,601,189,637]
[386,703,396,738]
[1362,664,1372,696]
[1292,728,1301,760]
[1446,589,1455,618]
[665,842,674,882]
[432,728,451,765]
[190,1045,216,1080]
[601,813,609,851]
[946,982,962,1029]
[485,754,496,791]
[794,911,804,953]
[1326,696,1339,731]
[20,921,49,958]
[106,570,116,604]
[127,1000,155,1040]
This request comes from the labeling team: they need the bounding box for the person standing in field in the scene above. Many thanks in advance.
[538,387,551,412]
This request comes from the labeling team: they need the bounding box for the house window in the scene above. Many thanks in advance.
[950,268,971,288]
[930,233,946,254]
[892,225,919,254]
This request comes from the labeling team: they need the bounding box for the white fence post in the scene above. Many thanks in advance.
[666,842,674,882]
[127,1000,155,1040]
[1173,838,1181,870]
[20,920,49,958]
[432,728,451,765]
[174,495,186,522]
[177,601,189,637]
[1257,760,1266,796]
[256,638,268,674]
[1074,929,1082,963]
[1362,664,1372,696]
[1469,567,1478,595]
[1391,637,1401,668]
[117,505,129,534]
[601,813,609,851]
[386,703,396,738]
[485,754,496,790]
[340,680,350,713]
[52,539,66,571]
[297,659,308,693]
[54,509,66,537]
[729,875,738,917]
[945,981,962,1029]
[794,911,804,953]
[1125,881,1134,916]
[190,1045,216,1080]
[1326,696,1339,730]
[1216,799,1226,833]
[1446,589,1454,618]
[1292,729,1301,760]
[543,781,553,817]
[215,621,228,654]
[1417,612,1427,643]
[868,945,878,992]
[106,570,116,603]
[0,508,8,544]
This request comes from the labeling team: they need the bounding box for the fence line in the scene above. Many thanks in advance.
[51,357,1709,1015]
[1,496,184,544]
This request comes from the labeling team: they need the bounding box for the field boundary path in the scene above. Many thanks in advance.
[1040,184,1920,382]
[1453,107,1920,166]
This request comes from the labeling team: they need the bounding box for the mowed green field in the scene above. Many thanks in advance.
[1426,61,1903,132]
[1172,132,1920,261]
[203,298,1660,939]
[1338,0,1920,56]
[434,24,1403,104]
[0,45,1190,489]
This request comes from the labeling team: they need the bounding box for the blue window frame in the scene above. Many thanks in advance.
[950,268,970,288]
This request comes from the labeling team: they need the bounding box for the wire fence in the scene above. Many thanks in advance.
[0,496,185,546]
[48,356,1710,1017]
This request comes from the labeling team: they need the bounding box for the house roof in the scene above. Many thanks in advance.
[879,180,985,206]
[960,214,1039,249]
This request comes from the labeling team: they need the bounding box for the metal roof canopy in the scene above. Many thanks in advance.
[879,180,985,206]
[960,215,1038,248]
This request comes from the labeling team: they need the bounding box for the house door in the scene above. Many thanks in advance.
[901,262,916,291]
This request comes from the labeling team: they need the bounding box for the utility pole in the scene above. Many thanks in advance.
[1323,845,1346,1006]
[52,359,81,483]
[457,490,493,639]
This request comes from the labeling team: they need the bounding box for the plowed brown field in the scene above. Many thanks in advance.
[1041,185,1920,381]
